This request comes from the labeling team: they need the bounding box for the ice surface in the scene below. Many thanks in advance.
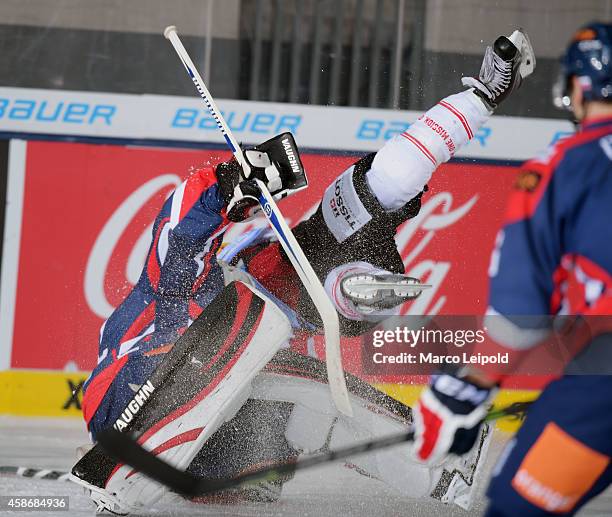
[0,416,610,516]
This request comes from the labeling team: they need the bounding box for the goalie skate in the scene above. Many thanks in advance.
[462,28,536,109]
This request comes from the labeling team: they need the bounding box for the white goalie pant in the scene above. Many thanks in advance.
[366,89,490,211]
[251,372,473,501]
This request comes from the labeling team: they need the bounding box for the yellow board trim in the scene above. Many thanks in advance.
[0,370,90,418]
[0,370,539,433]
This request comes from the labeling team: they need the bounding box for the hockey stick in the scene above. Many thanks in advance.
[163,25,352,417]
[97,400,533,497]
[0,466,71,481]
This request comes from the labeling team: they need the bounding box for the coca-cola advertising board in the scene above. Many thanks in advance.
[3,140,517,375]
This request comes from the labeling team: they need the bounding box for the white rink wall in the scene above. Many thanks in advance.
[0,86,574,161]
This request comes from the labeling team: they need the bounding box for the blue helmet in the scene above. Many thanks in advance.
[553,22,612,110]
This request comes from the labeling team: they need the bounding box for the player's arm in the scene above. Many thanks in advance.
[151,168,230,336]
[411,157,559,464]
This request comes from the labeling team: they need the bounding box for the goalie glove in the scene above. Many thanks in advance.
[216,132,308,222]
[223,178,263,223]
[413,371,497,465]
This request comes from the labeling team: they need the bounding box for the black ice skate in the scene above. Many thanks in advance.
[340,273,430,313]
[463,29,536,109]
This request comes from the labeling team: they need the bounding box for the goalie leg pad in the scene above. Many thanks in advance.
[71,281,291,513]
[187,399,298,503]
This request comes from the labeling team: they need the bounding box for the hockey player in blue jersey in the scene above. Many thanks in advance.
[413,22,612,516]
[72,29,535,514]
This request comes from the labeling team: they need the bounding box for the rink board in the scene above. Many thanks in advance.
[1,140,519,371]
[0,369,88,418]
[0,86,574,161]
[0,87,573,421]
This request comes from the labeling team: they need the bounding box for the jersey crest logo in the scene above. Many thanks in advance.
[514,170,542,192]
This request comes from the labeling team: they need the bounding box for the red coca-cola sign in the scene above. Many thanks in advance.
[9,140,517,372]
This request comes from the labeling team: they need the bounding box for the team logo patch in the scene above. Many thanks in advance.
[514,170,542,192]
[573,28,596,42]
[511,422,610,513]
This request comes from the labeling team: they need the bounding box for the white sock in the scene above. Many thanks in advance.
[366,90,491,211]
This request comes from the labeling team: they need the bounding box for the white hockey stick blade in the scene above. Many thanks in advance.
[256,181,353,416]
[0,466,70,481]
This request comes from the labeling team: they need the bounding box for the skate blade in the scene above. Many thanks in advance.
[508,29,536,79]
[347,281,431,290]
[346,282,431,298]
[68,473,129,515]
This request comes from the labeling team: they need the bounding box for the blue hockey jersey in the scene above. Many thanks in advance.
[489,116,612,317]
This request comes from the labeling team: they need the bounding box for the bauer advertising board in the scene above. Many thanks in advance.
[1,139,517,375]
[0,86,574,161]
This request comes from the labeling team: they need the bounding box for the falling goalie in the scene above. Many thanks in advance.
[70,26,535,515]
